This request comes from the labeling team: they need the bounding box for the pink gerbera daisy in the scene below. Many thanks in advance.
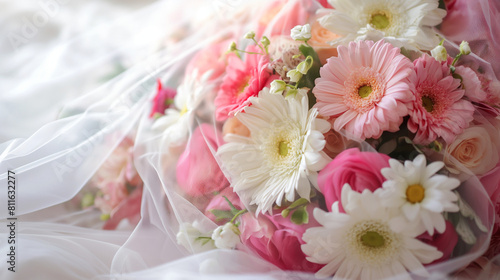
[408,54,475,145]
[214,45,277,121]
[313,40,415,140]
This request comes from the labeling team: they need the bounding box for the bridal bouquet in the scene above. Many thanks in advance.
[148,0,499,279]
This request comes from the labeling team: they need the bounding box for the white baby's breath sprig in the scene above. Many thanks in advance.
[459,41,471,55]
[452,41,472,66]
[296,56,313,75]
[287,69,303,83]
[270,80,287,95]
[291,24,311,42]
[212,222,241,249]
[431,45,447,62]
[244,31,256,40]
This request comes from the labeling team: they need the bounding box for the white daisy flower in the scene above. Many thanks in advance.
[319,0,446,51]
[217,88,331,214]
[379,154,460,235]
[302,184,442,280]
[152,69,214,147]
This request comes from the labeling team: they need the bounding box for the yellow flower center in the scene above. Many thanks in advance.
[358,85,373,98]
[370,12,391,30]
[237,76,251,97]
[347,220,400,266]
[422,96,434,113]
[278,141,289,156]
[360,231,385,248]
[179,105,188,116]
[406,184,425,203]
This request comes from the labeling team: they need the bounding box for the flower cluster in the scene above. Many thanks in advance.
[80,137,143,230]
[150,0,499,279]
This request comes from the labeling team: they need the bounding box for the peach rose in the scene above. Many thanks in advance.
[322,118,358,158]
[444,125,500,176]
[222,117,251,138]
[308,19,339,64]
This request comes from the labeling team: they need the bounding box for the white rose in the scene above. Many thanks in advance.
[290,24,311,41]
[444,125,500,176]
[211,222,240,249]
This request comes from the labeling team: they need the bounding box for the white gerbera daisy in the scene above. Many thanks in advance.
[153,70,214,146]
[319,0,446,51]
[379,154,460,235]
[217,88,331,214]
[302,184,442,280]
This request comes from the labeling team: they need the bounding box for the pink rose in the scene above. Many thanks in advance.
[204,187,243,225]
[454,257,500,279]
[480,164,500,234]
[185,40,229,82]
[150,79,176,118]
[93,181,129,214]
[103,187,142,230]
[444,124,500,177]
[92,137,142,215]
[321,118,359,159]
[485,231,500,259]
[257,0,310,37]
[239,204,323,273]
[176,124,229,197]
[417,221,458,265]
[318,148,390,212]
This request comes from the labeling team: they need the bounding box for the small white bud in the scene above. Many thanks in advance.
[286,69,303,83]
[261,36,270,47]
[228,42,237,52]
[291,24,311,41]
[460,41,471,55]
[285,87,309,101]
[270,80,287,95]
[176,222,216,253]
[430,45,448,62]
[244,31,255,40]
[211,223,240,250]
[296,56,314,74]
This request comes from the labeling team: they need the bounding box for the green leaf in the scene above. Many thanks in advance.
[288,197,309,209]
[223,196,238,214]
[290,206,309,225]
[195,236,214,246]
[297,45,322,107]
[281,209,290,218]
[438,0,446,10]
[209,209,234,222]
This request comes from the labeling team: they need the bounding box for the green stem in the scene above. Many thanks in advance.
[236,50,266,56]
[230,209,248,224]
[451,53,462,66]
